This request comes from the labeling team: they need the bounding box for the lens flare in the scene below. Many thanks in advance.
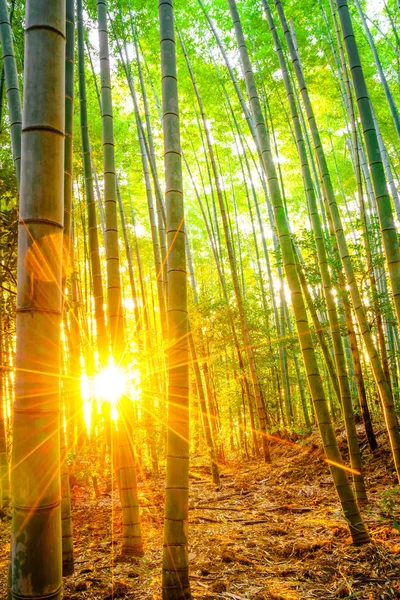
[93,359,127,421]
[80,373,92,434]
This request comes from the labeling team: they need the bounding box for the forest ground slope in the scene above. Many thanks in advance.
[1,427,400,599]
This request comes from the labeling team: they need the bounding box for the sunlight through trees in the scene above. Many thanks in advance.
[0,0,399,597]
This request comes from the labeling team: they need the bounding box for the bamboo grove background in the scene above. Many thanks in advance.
[0,0,399,598]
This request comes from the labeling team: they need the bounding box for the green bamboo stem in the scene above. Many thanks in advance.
[61,0,75,577]
[0,66,4,132]
[77,0,108,366]
[63,0,74,259]
[189,138,220,271]
[188,328,220,486]
[275,0,400,480]
[363,9,400,58]
[138,117,168,338]
[326,0,400,221]
[194,105,225,271]
[183,152,259,455]
[0,290,10,508]
[115,33,168,338]
[60,422,74,575]
[69,220,84,450]
[159,1,191,597]
[0,0,21,187]
[93,163,106,240]
[180,30,271,462]
[116,182,141,331]
[129,201,151,332]
[128,200,160,476]
[227,130,283,424]
[353,0,400,139]
[329,0,380,450]
[264,0,366,502]
[230,173,246,296]
[370,105,400,221]
[329,138,357,245]
[129,11,168,301]
[296,259,341,407]
[185,226,198,304]
[126,12,166,225]
[319,3,382,447]
[97,0,124,361]
[335,0,400,330]
[197,0,258,147]
[229,0,369,544]
[97,0,143,557]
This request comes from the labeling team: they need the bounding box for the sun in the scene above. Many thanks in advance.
[93,359,127,421]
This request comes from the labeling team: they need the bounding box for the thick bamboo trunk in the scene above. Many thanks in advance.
[333,8,393,397]
[159,1,191,597]
[97,0,124,359]
[11,2,65,597]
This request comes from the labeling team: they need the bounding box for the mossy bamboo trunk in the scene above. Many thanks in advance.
[228,0,369,544]
[159,1,191,597]
[11,1,65,597]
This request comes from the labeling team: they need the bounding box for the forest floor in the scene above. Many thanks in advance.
[1,426,400,599]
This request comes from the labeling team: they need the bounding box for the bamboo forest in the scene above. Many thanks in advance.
[1,0,400,598]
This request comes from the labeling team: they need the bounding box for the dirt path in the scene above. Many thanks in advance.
[1,429,400,599]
